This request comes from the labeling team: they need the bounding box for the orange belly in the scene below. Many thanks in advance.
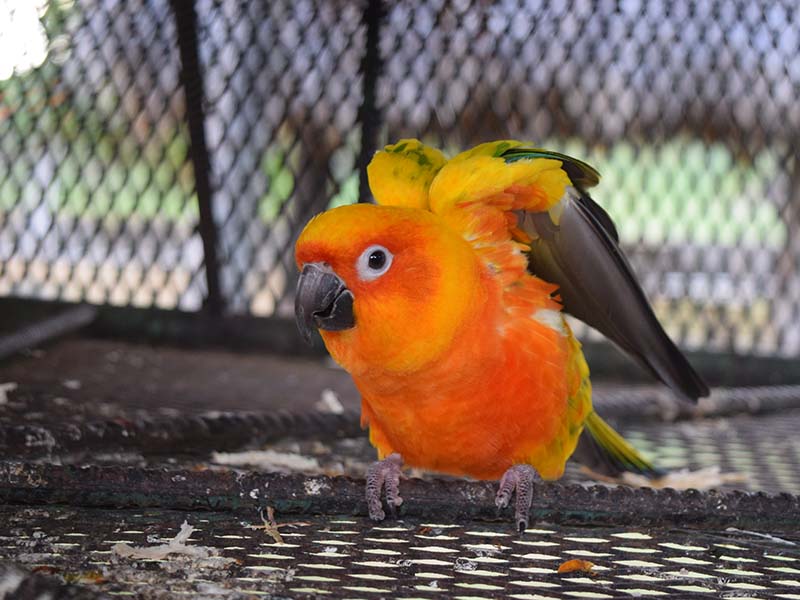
[357,318,588,481]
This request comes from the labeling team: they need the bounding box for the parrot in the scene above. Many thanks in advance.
[294,139,708,531]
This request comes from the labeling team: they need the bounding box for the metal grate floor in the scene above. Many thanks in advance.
[620,407,800,496]
[1,505,799,599]
[3,406,800,498]
[3,340,800,598]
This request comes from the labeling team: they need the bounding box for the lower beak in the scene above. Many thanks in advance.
[295,262,355,344]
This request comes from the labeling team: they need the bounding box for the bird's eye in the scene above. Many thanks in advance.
[368,249,386,269]
[357,244,393,281]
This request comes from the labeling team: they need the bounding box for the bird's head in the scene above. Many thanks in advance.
[294,203,483,375]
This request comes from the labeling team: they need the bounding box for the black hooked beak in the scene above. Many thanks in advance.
[295,262,355,344]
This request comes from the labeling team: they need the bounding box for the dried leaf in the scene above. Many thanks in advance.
[558,559,595,574]
[581,465,748,490]
[0,382,17,404]
[64,571,107,584]
[113,520,234,566]
[31,565,59,575]
[315,388,344,414]
[248,506,310,544]
[212,450,320,473]
[254,506,283,544]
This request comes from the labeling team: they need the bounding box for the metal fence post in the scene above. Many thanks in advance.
[356,0,385,203]
[170,0,224,316]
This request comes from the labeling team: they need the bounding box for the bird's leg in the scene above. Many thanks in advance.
[365,453,404,521]
[495,464,541,533]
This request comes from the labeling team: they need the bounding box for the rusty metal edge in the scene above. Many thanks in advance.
[0,409,362,460]
[5,386,800,461]
[1,462,798,534]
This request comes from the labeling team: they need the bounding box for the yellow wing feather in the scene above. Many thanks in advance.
[368,138,572,217]
[429,141,571,216]
[367,139,447,209]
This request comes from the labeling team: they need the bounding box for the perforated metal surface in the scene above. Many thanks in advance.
[1,345,800,598]
[2,1,800,357]
[621,408,800,496]
[1,506,799,599]
[3,378,800,497]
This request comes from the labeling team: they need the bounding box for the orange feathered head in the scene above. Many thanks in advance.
[295,203,483,375]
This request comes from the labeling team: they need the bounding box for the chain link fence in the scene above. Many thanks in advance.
[0,0,207,310]
[1,0,799,358]
[196,0,367,316]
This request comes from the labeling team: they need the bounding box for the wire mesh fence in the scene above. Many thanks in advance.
[0,0,207,310]
[374,0,800,358]
[1,0,799,358]
[196,0,367,316]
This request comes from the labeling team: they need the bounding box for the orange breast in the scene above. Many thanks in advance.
[356,281,583,481]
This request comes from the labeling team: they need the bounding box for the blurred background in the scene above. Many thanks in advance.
[1,0,798,361]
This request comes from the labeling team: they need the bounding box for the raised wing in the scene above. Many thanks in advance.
[368,140,708,401]
[506,148,709,402]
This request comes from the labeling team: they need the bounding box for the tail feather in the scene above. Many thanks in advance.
[573,411,664,478]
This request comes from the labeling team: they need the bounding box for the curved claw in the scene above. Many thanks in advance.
[366,453,404,521]
[495,464,540,533]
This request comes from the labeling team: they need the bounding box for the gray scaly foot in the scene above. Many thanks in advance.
[495,464,541,533]
[365,453,404,521]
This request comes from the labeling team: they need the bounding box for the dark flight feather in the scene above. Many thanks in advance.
[504,148,709,401]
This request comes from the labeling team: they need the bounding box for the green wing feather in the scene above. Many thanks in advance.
[500,147,601,189]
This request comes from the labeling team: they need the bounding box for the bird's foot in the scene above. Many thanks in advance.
[495,464,541,533]
[366,453,404,521]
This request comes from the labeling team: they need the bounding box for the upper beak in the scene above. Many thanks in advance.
[295,262,355,344]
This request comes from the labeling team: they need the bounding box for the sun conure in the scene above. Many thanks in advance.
[294,139,708,531]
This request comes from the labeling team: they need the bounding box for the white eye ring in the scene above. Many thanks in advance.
[356,244,394,281]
